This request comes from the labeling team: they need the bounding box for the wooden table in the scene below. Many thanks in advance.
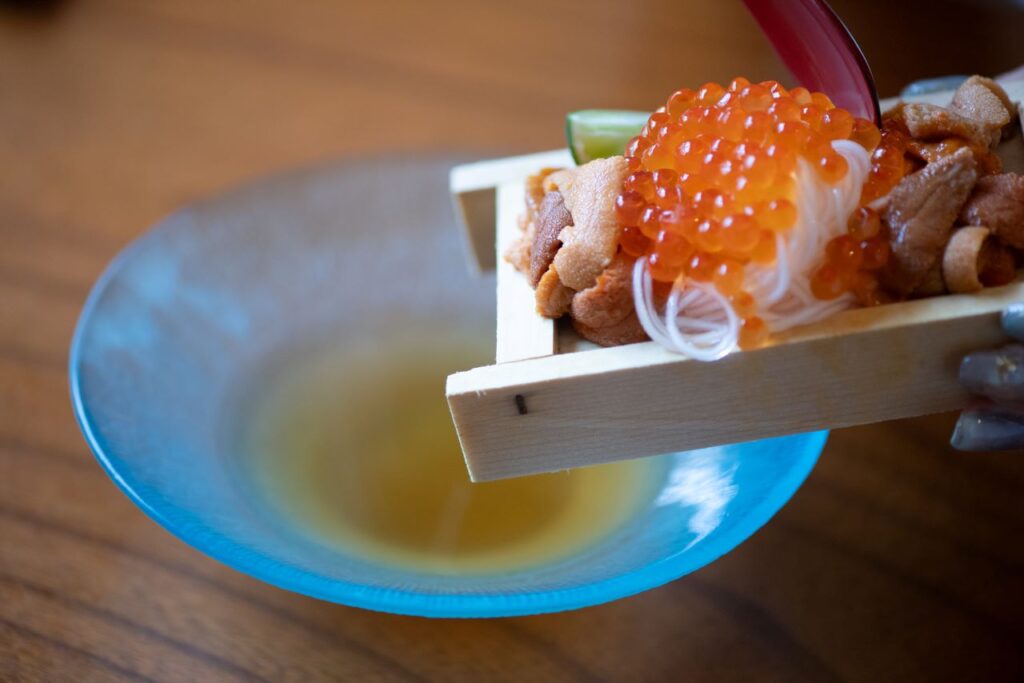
[2,1,1023,680]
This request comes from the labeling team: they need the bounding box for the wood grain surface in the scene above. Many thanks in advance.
[494,181,557,364]
[2,0,1023,681]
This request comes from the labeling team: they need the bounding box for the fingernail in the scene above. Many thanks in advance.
[959,344,1024,401]
[1002,304,1024,341]
[952,408,1024,451]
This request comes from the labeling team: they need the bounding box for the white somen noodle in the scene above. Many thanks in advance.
[633,139,871,360]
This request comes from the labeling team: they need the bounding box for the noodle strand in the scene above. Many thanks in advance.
[633,141,871,359]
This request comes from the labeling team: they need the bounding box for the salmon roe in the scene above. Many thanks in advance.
[614,79,891,347]
[812,118,915,303]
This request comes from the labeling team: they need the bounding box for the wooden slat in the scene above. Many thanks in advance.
[494,181,557,363]
[449,281,1024,481]
[450,149,573,273]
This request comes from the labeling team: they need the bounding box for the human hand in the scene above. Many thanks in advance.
[952,304,1024,451]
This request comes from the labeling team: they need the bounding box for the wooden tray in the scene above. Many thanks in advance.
[447,84,1024,481]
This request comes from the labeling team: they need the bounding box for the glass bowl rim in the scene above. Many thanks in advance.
[68,163,826,618]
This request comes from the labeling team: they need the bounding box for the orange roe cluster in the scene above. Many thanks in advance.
[811,127,909,306]
[614,78,890,348]
[817,107,1007,307]
[859,126,910,203]
[810,206,891,306]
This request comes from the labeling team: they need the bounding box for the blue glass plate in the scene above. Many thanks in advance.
[70,156,825,617]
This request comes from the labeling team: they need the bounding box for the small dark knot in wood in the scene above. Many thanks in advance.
[515,394,528,415]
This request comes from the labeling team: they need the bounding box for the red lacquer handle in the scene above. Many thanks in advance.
[743,0,880,123]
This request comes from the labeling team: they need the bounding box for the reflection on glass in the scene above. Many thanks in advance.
[656,447,738,547]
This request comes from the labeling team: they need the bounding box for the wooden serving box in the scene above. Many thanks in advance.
[446,85,1024,482]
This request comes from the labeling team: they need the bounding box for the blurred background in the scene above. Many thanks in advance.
[2,0,1022,257]
[2,1,1023,681]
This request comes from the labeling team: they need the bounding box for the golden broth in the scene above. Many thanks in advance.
[244,338,658,574]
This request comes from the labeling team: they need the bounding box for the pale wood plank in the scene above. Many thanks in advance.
[449,280,1024,481]
[494,181,557,363]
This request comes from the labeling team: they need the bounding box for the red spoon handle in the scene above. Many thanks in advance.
[743,0,880,123]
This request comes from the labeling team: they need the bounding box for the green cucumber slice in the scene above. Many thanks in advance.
[565,110,650,165]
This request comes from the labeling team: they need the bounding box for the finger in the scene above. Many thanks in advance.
[1001,303,1024,342]
[959,343,1024,401]
[951,406,1024,451]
